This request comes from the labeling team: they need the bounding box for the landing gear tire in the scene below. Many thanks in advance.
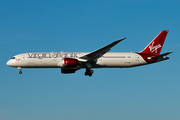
[85,72,88,76]
[17,67,22,74]
[90,70,94,74]
[85,69,94,77]
[89,70,93,77]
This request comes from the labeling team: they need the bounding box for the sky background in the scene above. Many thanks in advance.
[0,0,179,120]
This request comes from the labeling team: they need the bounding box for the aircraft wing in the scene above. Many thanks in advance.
[79,37,126,60]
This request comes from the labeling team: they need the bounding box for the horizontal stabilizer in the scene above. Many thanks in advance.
[151,52,173,61]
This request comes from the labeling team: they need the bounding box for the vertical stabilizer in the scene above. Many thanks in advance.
[140,30,169,55]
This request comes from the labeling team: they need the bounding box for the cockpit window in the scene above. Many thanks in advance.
[11,57,15,59]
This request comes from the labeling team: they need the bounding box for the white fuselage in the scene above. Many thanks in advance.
[6,52,147,69]
[6,30,171,76]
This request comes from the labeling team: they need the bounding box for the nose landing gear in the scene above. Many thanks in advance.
[17,67,22,74]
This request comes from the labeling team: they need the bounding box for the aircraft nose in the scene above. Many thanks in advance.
[6,60,11,66]
[6,59,15,67]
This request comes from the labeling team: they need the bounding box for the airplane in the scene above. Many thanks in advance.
[6,30,172,77]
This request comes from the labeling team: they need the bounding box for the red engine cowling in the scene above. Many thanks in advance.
[63,58,78,67]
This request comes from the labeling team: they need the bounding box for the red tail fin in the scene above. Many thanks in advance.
[140,30,169,55]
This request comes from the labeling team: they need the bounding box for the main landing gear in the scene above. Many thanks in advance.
[84,62,94,77]
[85,69,94,77]
[17,67,22,74]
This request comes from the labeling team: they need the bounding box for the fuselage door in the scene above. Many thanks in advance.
[135,55,140,61]
[21,55,25,61]
[52,53,58,61]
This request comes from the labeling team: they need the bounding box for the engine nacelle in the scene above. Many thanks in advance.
[62,58,78,67]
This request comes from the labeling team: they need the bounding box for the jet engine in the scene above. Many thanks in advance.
[62,58,78,67]
[61,58,79,74]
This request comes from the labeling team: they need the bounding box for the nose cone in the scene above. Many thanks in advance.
[6,60,10,66]
[6,60,12,66]
[6,59,16,67]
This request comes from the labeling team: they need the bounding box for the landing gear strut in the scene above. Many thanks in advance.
[84,62,94,77]
[17,67,22,74]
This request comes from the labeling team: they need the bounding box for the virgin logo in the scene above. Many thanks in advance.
[149,42,161,53]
